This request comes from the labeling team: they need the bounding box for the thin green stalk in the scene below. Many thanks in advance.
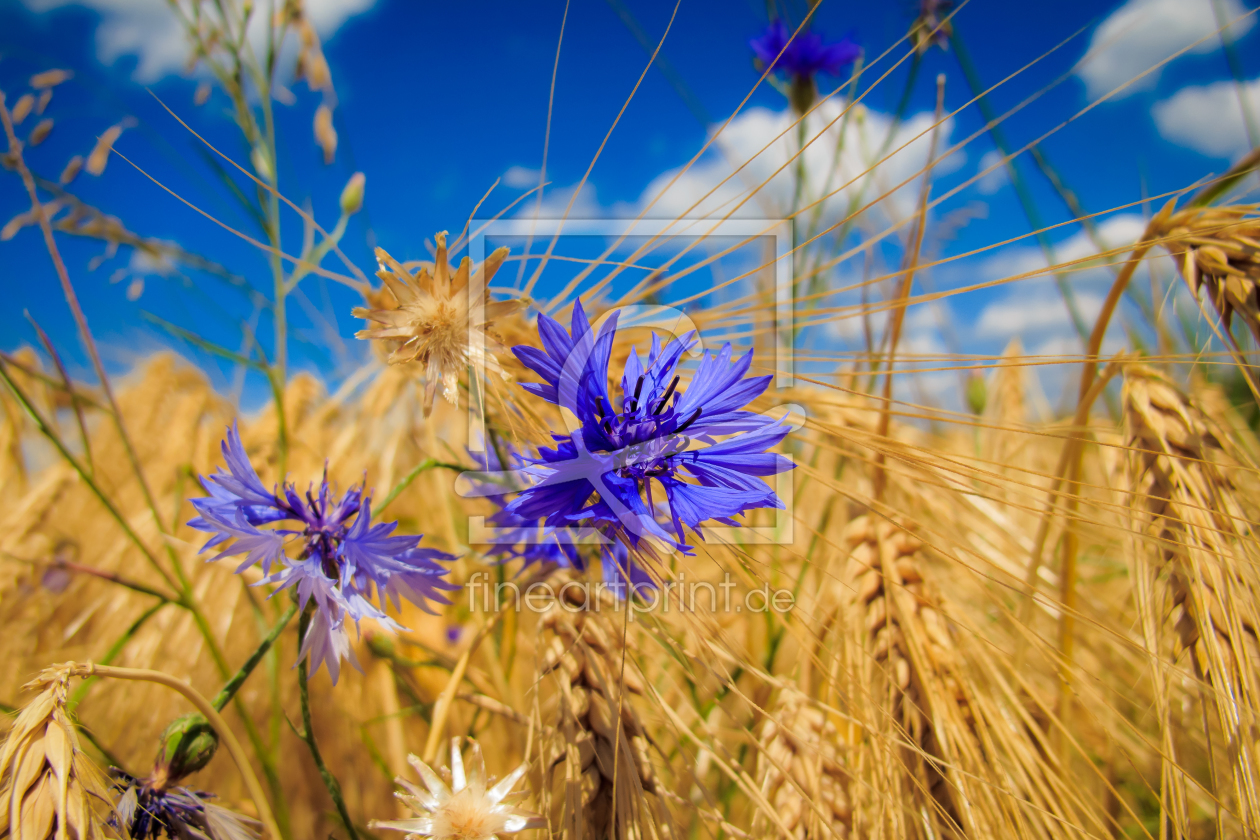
[0,362,179,593]
[375,459,466,517]
[211,602,298,712]
[1213,0,1260,151]
[25,312,94,477]
[0,351,103,410]
[949,30,1092,351]
[297,609,361,840]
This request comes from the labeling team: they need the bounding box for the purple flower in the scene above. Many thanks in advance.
[471,443,586,571]
[750,19,860,80]
[112,769,260,840]
[189,425,457,683]
[507,302,793,567]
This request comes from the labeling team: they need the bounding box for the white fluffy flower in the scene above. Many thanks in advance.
[369,739,544,840]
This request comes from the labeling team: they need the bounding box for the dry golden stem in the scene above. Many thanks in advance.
[421,610,505,765]
[873,74,945,502]
[58,663,281,840]
[1015,357,1125,642]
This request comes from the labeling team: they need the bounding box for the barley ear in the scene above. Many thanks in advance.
[1123,366,1260,833]
[0,666,117,840]
[536,569,668,840]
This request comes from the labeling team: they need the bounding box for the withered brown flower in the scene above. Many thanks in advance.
[353,231,526,417]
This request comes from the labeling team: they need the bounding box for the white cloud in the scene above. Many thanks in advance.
[1154,77,1260,159]
[522,98,958,232]
[23,0,375,82]
[503,165,541,189]
[1075,0,1254,100]
[976,292,1103,339]
[971,213,1148,289]
[969,214,1147,362]
[976,149,1009,195]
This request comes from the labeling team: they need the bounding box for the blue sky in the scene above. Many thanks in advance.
[1,0,1257,408]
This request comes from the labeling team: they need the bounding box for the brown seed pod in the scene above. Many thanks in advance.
[27,120,53,148]
[313,104,336,165]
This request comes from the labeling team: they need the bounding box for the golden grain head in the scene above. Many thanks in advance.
[0,666,115,840]
[313,104,337,165]
[1157,204,1260,344]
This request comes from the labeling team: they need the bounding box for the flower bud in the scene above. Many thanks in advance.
[155,713,219,785]
[789,74,816,115]
[340,172,365,216]
[966,373,987,415]
[251,145,273,182]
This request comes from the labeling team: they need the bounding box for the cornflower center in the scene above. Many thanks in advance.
[593,374,702,488]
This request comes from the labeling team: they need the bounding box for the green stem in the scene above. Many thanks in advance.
[212,602,298,712]
[375,459,466,517]
[298,609,361,840]
[0,363,179,593]
[949,30,1092,351]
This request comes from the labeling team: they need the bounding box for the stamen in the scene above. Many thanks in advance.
[675,408,702,434]
[653,375,680,415]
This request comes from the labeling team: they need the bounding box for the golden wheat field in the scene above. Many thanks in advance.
[3,1,1260,839]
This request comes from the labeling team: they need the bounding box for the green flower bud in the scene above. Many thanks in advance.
[251,145,273,182]
[789,74,816,116]
[340,171,365,216]
[966,373,988,416]
[155,713,219,785]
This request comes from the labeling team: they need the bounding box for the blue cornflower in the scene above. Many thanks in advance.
[189,425,457,683]
[112,769,260,840]
[472,443,585,571]
[507,302,793,563]
[750,19,860,82]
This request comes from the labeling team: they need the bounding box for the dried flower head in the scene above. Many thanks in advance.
[369,739,543,840]
[0,665,116,840]
[910,0,953,54]
[354,232,526,417]
[1157,204,1260,345]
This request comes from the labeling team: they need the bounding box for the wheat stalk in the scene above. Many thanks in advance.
[753,687,852,839]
